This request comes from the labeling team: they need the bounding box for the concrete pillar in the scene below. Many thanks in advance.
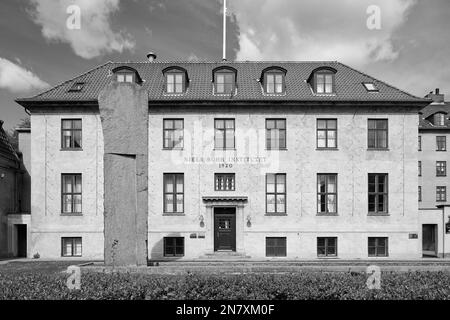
[98,81,148,266]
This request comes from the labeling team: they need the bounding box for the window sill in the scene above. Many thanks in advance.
[213,148,237,151]
[162,148,184,151]
[163,213,185,216]
[61,213,83,216]
[317,256,338,259]
[316,213,338,216]
[316,148,339,151]
[436,150,447,152]
[60,148,83,151]
[265,148,288,151]
[367,148,389,151]
[265,213,287,216]
[368,213,390,216]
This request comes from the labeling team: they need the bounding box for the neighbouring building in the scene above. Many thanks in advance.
[0,120,30,258]
[15,57,431,262]
[419,89,450,258]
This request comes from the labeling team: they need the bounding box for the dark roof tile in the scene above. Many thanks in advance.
[17,61,428,104]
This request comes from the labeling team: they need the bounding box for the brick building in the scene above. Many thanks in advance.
[0,120,30,258]
[419,89,450,257]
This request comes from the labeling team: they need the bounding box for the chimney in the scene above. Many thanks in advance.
[425,88,445,103]
[0,120,3,129]
[146,52,157,62]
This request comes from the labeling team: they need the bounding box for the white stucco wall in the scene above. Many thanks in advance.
[148,105,421,260]
[30,111,104,259]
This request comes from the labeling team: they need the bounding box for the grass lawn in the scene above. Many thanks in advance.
[1,261,450,300]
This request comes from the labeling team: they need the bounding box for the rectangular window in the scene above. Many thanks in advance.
[317,119,337,148]
[434,113,445,126]
[436,161,446,176]
[368,174,388,214]
[163,119,184,149]
[266,119,286,150]
[317,237,337,257]
[214,119,235,149]
[215,73,235,94]
[316,73,334,94]
[215,173,235,191]
[61,119,82,149]
[266,174,286,214]
[418,136,422,151]
[163,237,184,257]
[317,174,337,214]
[265,73,284,93]
[437,186,446,202]
[437,136,446,151]
[61,174,82,214]
[61,237,82,257]
[418,161,422,176]
[418,186,422,202]
[166,73,184,93]
[266,237,287,257]
[163,173,184,213]
[368,237,388,257]
[368,119,388,149]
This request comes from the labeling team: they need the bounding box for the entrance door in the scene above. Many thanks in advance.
[214,207,236,251]
[16,224,27,258]
[422,224,437,257]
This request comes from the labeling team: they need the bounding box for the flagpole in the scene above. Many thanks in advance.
[222,0,227,61]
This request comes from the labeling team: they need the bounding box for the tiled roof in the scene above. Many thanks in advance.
[0,120,18,163]
[16,61,429,104]
[419,102,450,130]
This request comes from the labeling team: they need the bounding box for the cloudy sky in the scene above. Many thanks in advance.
[1,0,449,131]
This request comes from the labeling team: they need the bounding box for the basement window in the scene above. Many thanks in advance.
[61,237,82,257]
[363,82,379,92]
[265,237,287,257]
[164,237,184,257]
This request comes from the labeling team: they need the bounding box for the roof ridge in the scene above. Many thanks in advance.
[337,61,426,101]
[111,60,340,64]
[22,61,113,100]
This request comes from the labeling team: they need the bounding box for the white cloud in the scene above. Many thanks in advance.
[229,0,417,67]
[0,57,49,93]
[28,0,135,59]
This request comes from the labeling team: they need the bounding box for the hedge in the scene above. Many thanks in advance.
[0,271,449,300]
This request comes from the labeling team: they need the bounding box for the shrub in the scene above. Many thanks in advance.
[0,271,449,300]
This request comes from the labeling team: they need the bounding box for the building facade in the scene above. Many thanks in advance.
[419,89,450,257]
[0,120,30,258]
[16,59,430,262]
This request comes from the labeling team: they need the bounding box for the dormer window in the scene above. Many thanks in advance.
[308,67,337,94]
[163,67,188,94]
[261,67,286,94]
[68,82,85,92]
[166,73,183,93]
[117,72,134,83]
[316,72,333,94]
[434,113,446,126]
[112,66,143,85]
[213,67,237,95]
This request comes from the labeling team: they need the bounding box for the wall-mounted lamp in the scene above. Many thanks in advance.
[199,215,205,228]
[0,173,5,179]
[246,215,251,227]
